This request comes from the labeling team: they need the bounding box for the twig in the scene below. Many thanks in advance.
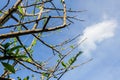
[0,0,10,11]
[0,0,22,26]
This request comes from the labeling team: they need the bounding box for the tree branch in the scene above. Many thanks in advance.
[0,24,70,39]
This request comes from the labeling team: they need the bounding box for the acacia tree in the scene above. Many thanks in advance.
[0,0,89,80]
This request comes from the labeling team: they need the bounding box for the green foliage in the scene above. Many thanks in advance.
[61,51,82,69]
[1,42,14,49]
[17,76,29,80]
[41,72,51,79]
[23,76,29,80]
[58,54,62,58]
[60,51,82,69]
[68,57,75,65]
[61,61,67,68]
[28,33,41,51]
[1,62,15,73]
[18,6,24,15]
[36,5,40,8]
[17,77,21,80]
[0,42,26,60]
[68,51,82,65]
[25,58,32,62]
[0,11,2,14]
[6,45,23,54]
[14,55,27,59]
[17,26,22,31]
[70,45,74,49]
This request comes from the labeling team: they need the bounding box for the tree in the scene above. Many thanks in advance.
[0,0,88,80]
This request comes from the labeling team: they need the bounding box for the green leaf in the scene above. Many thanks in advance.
[31,38,37,46]
[23,76,29,80]
[9,45,23,52]
[29,49,33,54]
[17,77,21,80]
[68,51,83,65]
[27,33,41,53]
[26,58,32,62]
[15,55,27,59]
[42,72,50,78]
[54,76,58,79]
[36,5,40,8]
[70,45,74,49]
[0,11,2,14]
[18,6,23,14]
[61,61,67,68]
[58,54,62,58]
[68,57,76,65]
[17,26,22,31]
[16,49,20,55]
[6,45,23,54]
[1,62,15,73]
[2,42,14,49]
[57,59,60,62]
[76,51,83,57]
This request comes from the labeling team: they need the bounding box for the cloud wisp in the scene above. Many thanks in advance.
[79,19,117,57]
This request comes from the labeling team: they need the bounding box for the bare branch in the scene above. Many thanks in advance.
[0,0,22,26]
[0,24,70,39]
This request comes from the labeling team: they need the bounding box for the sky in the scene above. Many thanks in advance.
[0,0,120,80]
[61,0,120,80]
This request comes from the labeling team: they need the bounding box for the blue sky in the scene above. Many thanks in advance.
[61,0,120,80]
[0,0,120,80]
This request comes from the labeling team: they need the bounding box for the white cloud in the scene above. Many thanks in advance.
[79,19,117,57]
